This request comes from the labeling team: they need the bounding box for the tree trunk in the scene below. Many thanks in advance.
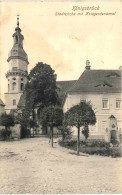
[77,127,80,155]
[50,126,53,147]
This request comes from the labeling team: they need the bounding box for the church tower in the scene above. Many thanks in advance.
[4,16,29,113]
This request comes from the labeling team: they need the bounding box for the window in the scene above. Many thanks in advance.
[12,82,16,90]
[21,83,24,91]
[8,84,10,92]
[21,78,23,81]
[13,99,16,105]
[12,67,17,71]
[102,98,109,109]
[80,98,86,103]
[116,99,121,109]
[13,77,16,80]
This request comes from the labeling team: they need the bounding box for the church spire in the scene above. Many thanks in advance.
[7,16,29,64]
[15,14,21,33]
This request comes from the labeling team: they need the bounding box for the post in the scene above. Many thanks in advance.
[77,127,80,155]
[51,126,53,147]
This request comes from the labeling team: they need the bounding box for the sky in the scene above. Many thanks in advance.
[0,0,122,101]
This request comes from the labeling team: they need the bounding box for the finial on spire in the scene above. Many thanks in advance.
[17,14,20,27]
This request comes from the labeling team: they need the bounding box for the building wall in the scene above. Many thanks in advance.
[63,92,122,139]
[9,59,28,72]
[4,92,23,113]
[0,105,5,115]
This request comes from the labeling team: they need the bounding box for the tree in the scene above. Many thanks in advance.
[40,106,63,147]
[65,101,96,155]
[82,124,89,140]
[25,62,60,113]
[0,113,14,131]
[0,113,15,140]
[16,108,31,138]
[58,118,72,142]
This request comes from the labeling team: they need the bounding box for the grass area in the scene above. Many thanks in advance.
[59,139,122,158]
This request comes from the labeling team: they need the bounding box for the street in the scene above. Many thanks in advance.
[0,137,122,194]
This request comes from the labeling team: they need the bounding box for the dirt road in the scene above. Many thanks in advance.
[0,137,121,194]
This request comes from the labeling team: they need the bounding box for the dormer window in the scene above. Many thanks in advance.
[106,72,120,78]
[95,81,112,88]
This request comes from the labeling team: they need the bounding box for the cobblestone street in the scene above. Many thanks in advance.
[0,137,122,194]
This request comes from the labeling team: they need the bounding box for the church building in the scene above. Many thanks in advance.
[4,17,29,113]
[3,18,122,142]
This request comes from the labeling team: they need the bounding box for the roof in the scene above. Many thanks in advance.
[57,80,76,103]
[68,69,122,93]
[0,99,5,106]
[18,80,77,108]
[18,93,26,108]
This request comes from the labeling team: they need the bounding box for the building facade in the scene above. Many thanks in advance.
[63,61,122,141]
[4,17,29,113]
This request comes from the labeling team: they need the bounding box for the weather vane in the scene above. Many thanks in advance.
[17,14,20,27]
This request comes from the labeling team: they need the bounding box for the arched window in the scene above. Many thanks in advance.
[21,83,24,91]
[13,77,16,80]
[8,84,10,92]
[13,99,16,105]
[16,35,18,43]
[12,82,16,90]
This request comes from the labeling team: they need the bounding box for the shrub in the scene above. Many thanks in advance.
[59,139,122,157]
[82,140,110,148]
[0,129,11,141]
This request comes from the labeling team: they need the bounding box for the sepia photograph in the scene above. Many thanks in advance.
[0,0,122,194]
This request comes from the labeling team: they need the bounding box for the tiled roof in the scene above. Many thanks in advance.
[57,80,77,103]
[17,69,121,108]
[17,80,77,108]
[17,93,26,108]
[68,69,122,93]
[0,99,5,106]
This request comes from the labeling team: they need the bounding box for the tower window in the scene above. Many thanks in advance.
[12,82,16,90]
[13,99,16,105]
[8,84,10,92]
[21,83,24,91]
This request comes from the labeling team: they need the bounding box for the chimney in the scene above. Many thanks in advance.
[85,60,91,70]
[119,66,122,70]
